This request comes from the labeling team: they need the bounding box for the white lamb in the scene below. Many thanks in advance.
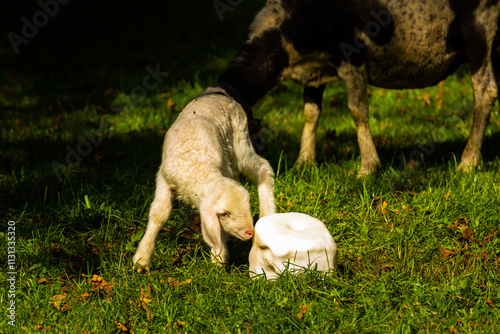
[132,87,276,270]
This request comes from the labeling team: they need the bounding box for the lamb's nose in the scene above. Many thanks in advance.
[244,229,254,237]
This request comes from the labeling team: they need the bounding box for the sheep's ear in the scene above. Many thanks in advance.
[200,202,223,259]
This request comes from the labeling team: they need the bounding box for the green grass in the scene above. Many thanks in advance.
[1,0,500,332]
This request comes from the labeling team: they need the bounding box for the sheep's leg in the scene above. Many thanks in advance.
[238,152,276,217]
[132,172,173,271]
[458,58,498,171]
[338,63,381,175]
[210,231,229,265]
[297,85,325,167]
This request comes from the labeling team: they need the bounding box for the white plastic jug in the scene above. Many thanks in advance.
[249,212,337,279]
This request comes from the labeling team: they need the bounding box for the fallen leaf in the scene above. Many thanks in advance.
[417,92,432,106]
[478,230,497,246]
[486,299,495,308]
[167,99,176,110]
[297,304,309,320]
[49,293,68,309]
[104,86,116,96]
[372,196,389,214]
[116,322,134,334]
[38,278,49,284]
[447,217,469,230]
[406,159,419,169]
[34,324,51,332]
[439,246,457,258]
[83,274,115,298]
[140,286,153,303]
[141,301,154,321]
[458,229,473,243]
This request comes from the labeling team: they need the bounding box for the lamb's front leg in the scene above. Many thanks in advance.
[338,63,381,176]
[297,85,325,167]
[239,153,276,217]
[132,173,173,271]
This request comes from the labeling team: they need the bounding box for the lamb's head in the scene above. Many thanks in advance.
[199,178,254,263]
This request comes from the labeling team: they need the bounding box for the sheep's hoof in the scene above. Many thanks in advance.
[295,158,316,170]
[357,168,376,178]
[457,161,477,173]
[134,265,150,273]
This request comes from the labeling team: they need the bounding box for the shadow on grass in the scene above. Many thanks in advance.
[1,0,266,111]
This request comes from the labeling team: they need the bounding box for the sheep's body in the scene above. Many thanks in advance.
[132,87,276,269]
[219,0,500,174]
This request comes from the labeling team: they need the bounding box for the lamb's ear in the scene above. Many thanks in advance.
[200,202,223,259]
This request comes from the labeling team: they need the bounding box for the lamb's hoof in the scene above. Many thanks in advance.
[133,264,150,273]
[132,258,151,273]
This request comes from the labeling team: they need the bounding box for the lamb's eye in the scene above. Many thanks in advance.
[219,212,230,218]
[259,246,268,250]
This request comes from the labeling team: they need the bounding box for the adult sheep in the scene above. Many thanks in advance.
[218,0,500,175]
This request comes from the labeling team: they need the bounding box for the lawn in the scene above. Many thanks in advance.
[1,0,499,333]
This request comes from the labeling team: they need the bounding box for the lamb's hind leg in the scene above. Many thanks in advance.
[297,85,325,167]
[132,172,173,271]
[338,62,381,175]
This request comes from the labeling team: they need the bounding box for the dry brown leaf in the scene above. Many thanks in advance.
[140,286,153,303]
[458,229,473,243]
[104,86,116,96]
[406,159,419,169]
[88,274,114,294]
[49,293,68,309]
[297,304,309,320]
[116,322,134,334]
[34,324,51,332]
[141,301,155,321]
[417,92,432,106]
[449,325,460,334]
[478,230,498,246]
[439,246,457,258]
[174,321,185,328]
[372,196,389,214]
[486,299,495,308]
[167,99,176,110]
[38,278,49,284]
